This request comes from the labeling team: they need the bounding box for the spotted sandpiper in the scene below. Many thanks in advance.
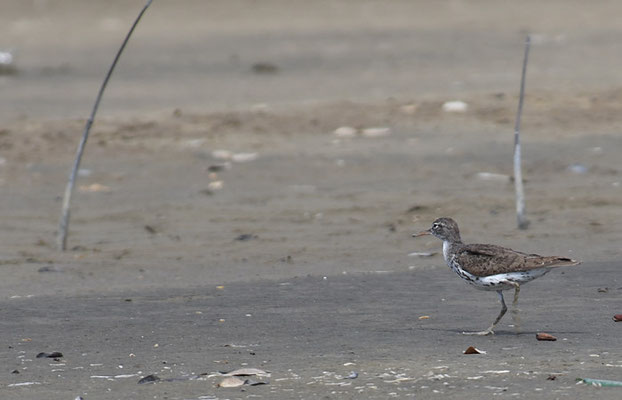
[414,217,580,335]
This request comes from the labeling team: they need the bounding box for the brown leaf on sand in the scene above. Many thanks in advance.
[536,333,557,341]
[464,346,485,354]
[218,377,245,388]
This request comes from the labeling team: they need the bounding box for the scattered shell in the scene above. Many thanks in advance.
[464,346,485,355]
[408,252,437,257]
[36,351,64,358]
[212,150,233,160]
[476,172,511,182]
[0,50,16,74]
[344,371,358,379]
[567,164,588,174]
[78,183,111,193]
[362,127,392,138]
[138,374,160,384]
[218,377,245,388]
[442,100,468,113]
[246,379,269,386]
[222,368,270,377]
[0,50,14,66]
[232,152,258,163]
[536,333,557,341]
[207,181,223,191]
[333,126,357,138]
[613,314,622,322]
[418,315,430,320]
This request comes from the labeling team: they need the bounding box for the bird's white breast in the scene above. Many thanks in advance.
[442,240,451,262]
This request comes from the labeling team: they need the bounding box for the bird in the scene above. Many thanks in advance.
[413,217,580,335]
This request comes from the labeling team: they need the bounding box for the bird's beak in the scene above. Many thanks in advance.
[412,229,431,237]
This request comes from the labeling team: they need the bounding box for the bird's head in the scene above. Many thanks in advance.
[413,217,461,242]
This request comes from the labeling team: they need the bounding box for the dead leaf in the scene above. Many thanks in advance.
[536,333,557,341]
[218,377,245,388]
[464,346,485,354]
[418,315,430,320]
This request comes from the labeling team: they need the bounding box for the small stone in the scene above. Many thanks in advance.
[613,314,622,322]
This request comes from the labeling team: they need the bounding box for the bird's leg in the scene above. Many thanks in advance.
[463,290,507,336]
[503,280,521,333]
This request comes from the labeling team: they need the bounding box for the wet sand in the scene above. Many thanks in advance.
[1,1,622,399]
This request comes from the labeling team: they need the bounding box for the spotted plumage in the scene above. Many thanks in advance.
[414,217,580,335]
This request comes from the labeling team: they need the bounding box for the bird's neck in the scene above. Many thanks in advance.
[442,238,462,262]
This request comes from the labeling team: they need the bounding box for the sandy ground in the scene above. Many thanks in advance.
[1,1,622,399]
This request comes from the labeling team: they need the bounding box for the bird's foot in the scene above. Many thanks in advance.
[462,329,494,336]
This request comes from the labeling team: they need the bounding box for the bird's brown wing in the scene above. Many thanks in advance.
[455,243,579,277]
